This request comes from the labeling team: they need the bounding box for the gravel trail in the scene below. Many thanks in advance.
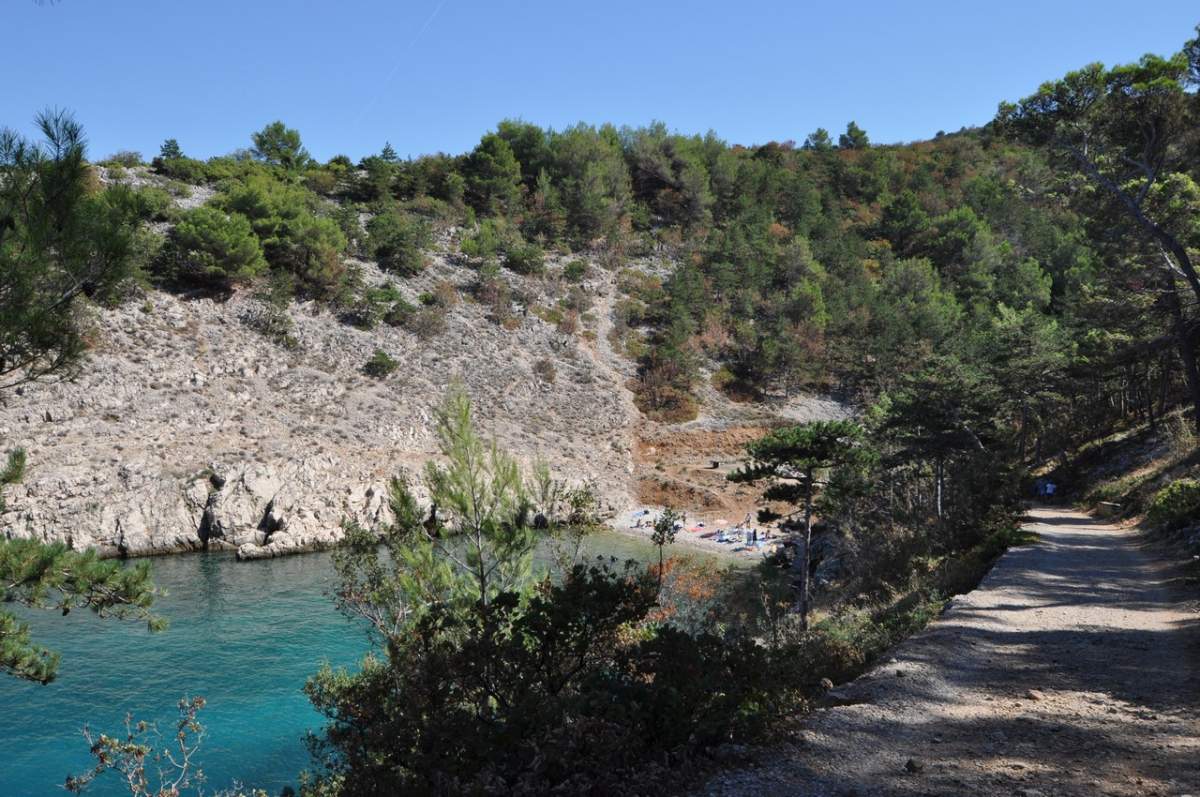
[701,508,1200,796]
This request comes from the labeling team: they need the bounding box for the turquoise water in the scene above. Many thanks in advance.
[0,532,677,796]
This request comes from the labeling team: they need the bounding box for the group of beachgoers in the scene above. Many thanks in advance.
[628,509,775,552]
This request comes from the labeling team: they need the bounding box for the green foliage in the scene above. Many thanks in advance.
[308,558,800,795]
[362,348,398,378]
[250,120,310,170]
[161,205,267,288]
[459,217,511,261]
[158,138,183,160]
[251,271,300,348]
[463,132,522,215]
[503,239,544,275]
[0,110,144,388]
[101,150,142,168]
[151,155,208,184]
[216,174,347,295]
[803,127,834,151]
[365,207,431,276]
[1146,479,1200,530]
[0,538,164,683]
[838,120,870,149]
[731,420,872,622]
[66,697,209,796]
[562,258,589,282]
[306,392,805,792]
[1,447,27,486]
[128,185,179,223]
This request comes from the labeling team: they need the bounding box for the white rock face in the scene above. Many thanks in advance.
[0,246,641,559]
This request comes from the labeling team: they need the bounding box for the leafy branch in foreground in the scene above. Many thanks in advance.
[0,539,165,683]
[66,697,207,797]
[0,109,142,391]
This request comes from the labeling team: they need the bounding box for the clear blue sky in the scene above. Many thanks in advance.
[4,1,1197,162]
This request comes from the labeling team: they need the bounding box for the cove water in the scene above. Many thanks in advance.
[0,532,671,796]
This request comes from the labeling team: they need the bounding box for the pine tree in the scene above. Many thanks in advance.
[838,120,870,149]
[0,111,163,683]
[729,420,870,626]
[158,138,183,160]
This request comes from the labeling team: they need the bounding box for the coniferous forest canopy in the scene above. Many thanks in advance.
[1,20,1199,797]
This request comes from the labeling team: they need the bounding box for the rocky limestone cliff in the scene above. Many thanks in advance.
[0,242,641,559]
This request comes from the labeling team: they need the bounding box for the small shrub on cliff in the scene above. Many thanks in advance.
[363,348,399,378]
[0,448,26,512]
[383,296,417,328]
[152,155,208,184]
[251,271,300,349]
[366,207,432,276]
[1146,479,1200,530]
[100,150,142,168]
[503,240,545,275]
[562,258,589,282]
[129,186,179,223]
[407,306,448,340]
[460,217,511,262]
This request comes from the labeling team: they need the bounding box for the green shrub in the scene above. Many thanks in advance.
[349,282,404,329]
[366,208,431,276]
[1146,479,1200,530]
[1,448,27,485]
[252,271,300,349]
[129,186,179,223]
[216,174,347,295]
[251,120,310,170]
[0,448,28,520]
[332,203,366,255]
[559,285,591,313]
[101,151,143,168]
[152,156,208,184]
[383,298,418,328]
[306,556,804,795]
[162,206,267,288]
[504,240,545,275]
[363,349,399,378]
[403,195,457,225]
[407,306,447,340]
[304,167,341,196]
[562,258,589,282]
[200,155,267,184]
[459,217,509,261]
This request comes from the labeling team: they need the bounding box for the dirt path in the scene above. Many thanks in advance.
[701,508,1200,796]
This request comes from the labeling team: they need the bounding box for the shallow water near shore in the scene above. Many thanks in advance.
[0,531,725,796]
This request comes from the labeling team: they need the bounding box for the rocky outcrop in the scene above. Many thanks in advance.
[0,244,641,559]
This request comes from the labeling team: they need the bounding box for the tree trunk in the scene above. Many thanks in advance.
[935,457,944,520]
[1067,148,1200,426]
[795,469,814,628]
[1018,401,1029,463]
[1163,276,1200,428]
